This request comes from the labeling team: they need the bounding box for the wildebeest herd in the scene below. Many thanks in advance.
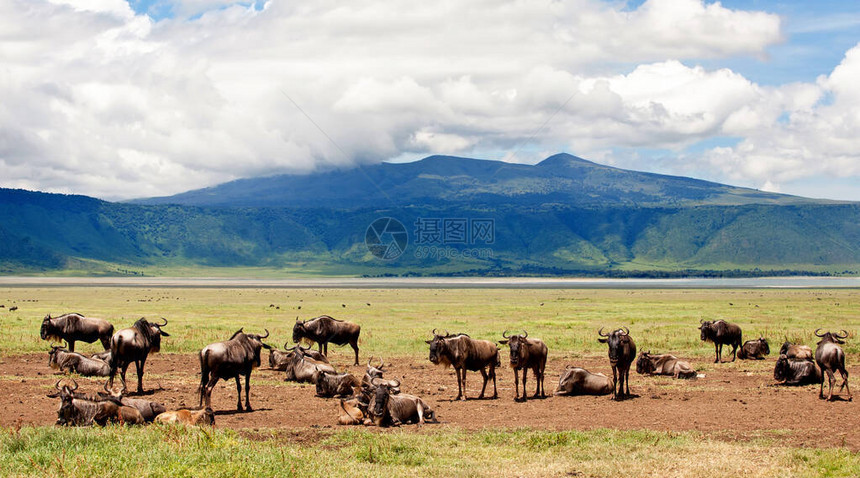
[39,312,853,429]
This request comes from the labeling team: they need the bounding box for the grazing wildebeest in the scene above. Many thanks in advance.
[814,329,852,401]
[269,342,328,371]
[498,330,548,401]
[779,341,813,360]
[426,330,499,401]
[108,317,169,394]
[773,354,821,386]
[198,328,273,412]
[737,337,770,360]
[155,408,215,426]
[40,313,114,352]
[315,371,360,398]
[698,319,742,363]
[367,378,436,427]
[48,345,111,377]
[635,351,697,379]
[293,315,361,365]
[283,345,337,383]
[597,327,636,400]
[553,366,613,396]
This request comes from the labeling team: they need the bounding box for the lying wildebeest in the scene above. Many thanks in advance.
[108,317,170,394]
[635,351,697,379]
[41,312,114,352]
[315,371,360,398]
[155,408,215,426]
[91,350,112,363]
[366,378,436,427]
[426,329,499,400]
[48,345,111,377]
[100,384,166,422]
[52,379,141,426]
[774,354,821,386]
[269,342,328,371]
[92,400,145,426]
[553,366,613,396]
[358,356,399,408]
[293,315,361,365]
[814,329,852,401]
[737,337,770,360]
[598,327,636,400]
[780,341,813,360]
[498,330,548,401]
[699,319,742,363]
[337,398,365,426]
[283,345,337,383]
[198,328,273,412]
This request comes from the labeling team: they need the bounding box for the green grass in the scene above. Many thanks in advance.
[2,425,858,478]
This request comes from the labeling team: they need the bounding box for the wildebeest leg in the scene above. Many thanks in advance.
[454,367,464,400]
[730,343,738,362]
[715,343,722,363]
[119,363,130,394]
[235,376,244,411]
[68,340,75,353]
[244,373,253,411]
[100,336,110,350]
[839,368,851,400]
[513,368,520,401]
[521,368,528,402]
[533,365,542,398]
[136,359,146,393]
[623,366,631,397]
[351,340,359,366]
[826,369,836,401]
[491,365,498,399]
[478,368,490,399]
[204,375,220,410]
[610,365,618,400]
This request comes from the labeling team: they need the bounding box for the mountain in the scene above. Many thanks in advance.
[2,154,859,276]
[135,154,825,208]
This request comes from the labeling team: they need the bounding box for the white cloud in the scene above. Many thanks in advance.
[10,0,852,201]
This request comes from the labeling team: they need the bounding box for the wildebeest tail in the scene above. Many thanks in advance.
[197,349,210,403]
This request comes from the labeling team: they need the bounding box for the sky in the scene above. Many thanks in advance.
[2,0,860,201]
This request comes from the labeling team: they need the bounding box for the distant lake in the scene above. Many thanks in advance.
[0,276,858,288]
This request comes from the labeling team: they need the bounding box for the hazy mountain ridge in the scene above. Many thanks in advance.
[1,154,857,276]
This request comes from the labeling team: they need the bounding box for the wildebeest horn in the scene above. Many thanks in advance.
[70,378,79,391]
[814,328,825,337]
[377,356,384,368]
[260,329,269,339]
[55,379,62,391]
[444,329,450,337]
[502,330,510,339]
[370,377,382,386]
[367,355,374,366]
[390,378,401,388]
[598,327,609,337]
[621,327,629,336]
[522,329,528,338]
[431,328,438,338]
[699,319,705,325]
[837,330,849,339]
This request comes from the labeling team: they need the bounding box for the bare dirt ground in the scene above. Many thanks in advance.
[2,352,857,450]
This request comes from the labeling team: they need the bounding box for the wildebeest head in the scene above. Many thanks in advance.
[814,329,848,345]
[498,330,529,367]
[753,337,770,355]
[232,328,272,367]
[366,356,385,378]
[369,377,400,426]
[773,354,791,382]
[55,379,79,426]
[597,327,632,363]
[133,317,170,352]
[292,318,308,344]
[41,314,60,341]
[635,351,654,374]
[698,320,716,341]
[425,329,450,365]
[47,345,65,369]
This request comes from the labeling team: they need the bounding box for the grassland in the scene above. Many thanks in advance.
[1,286,859,477]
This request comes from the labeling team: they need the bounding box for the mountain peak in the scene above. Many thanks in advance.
[537,153,600,168]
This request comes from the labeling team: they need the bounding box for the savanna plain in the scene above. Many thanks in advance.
[0,286,858,477]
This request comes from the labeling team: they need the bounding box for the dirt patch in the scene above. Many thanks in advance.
[2,353,856,450]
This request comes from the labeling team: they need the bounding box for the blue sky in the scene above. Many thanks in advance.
[1,0,859,201]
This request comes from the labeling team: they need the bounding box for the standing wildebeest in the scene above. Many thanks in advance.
[198,328,273,412]
[366,378,436,426]
[597,327,636,400]
[635,351,697,379]
[293,315,361,365]
[498,330,548,401]
[41,313,114,352]
[737,337,770,360]
[814,329,852,401]
[699,319,742,363]
[774,354,821,386]
[554,366,613,396]
[426,330,499,401]
[48,345,111,377]
[780,341,813,360]
[108,317,170,394]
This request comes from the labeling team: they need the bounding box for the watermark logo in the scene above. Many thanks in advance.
[365,217,408,260]
[413,217,495,260]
